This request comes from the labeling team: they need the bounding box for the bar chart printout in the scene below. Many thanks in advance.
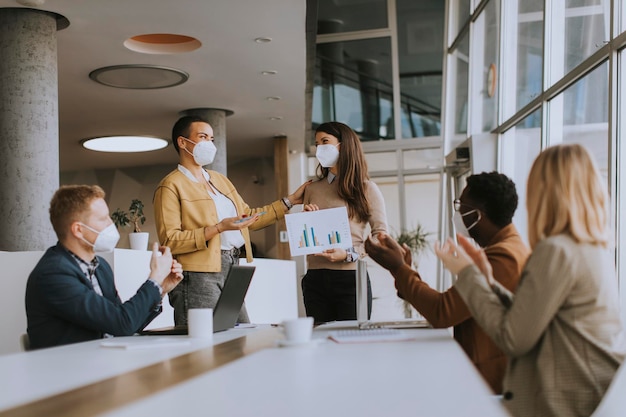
[285,207,353,256]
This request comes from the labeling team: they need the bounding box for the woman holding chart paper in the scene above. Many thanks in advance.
[302,121,387,324]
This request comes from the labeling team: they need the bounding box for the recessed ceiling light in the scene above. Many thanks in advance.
[82,136,168,153]
[254,37,272,43]
[261,70,278,75]
[269,116,283,121]
[266,96,281,101]
[124,34,202,54]
[89,65,189,89]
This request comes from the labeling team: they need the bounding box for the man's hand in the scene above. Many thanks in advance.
[364,233,407,275]
[148,243,182,291]
[161,258,183,294]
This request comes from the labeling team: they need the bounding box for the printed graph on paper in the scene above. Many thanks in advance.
[285,207,353,256]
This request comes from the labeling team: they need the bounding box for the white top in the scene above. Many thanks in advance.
[178,164,245,250]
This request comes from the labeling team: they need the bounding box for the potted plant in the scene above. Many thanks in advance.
[393,224,432,318]
[111,199,149,250]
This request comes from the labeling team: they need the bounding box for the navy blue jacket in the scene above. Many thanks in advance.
[25,243,162,349]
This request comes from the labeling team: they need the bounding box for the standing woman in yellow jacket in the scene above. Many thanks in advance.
[154,115,310,325]
[302,122,387,324]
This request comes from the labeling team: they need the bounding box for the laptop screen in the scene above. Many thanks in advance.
[140,264,256,335]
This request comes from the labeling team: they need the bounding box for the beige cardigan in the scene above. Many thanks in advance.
[456,234,626,417]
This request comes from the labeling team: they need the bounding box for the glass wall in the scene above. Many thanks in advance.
[397,0,444,138]
[314,38,394,140]
[472,0,500,133]
[563,0,609,72]
[314,0,445,140]
[451,34,470,137]
[500,109,542,244]
[317,0,388,33]
[515,0,544,113]
[557,62,609,178]
[449,0,471,41]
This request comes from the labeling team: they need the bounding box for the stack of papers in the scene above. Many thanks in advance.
[328,328,414,344]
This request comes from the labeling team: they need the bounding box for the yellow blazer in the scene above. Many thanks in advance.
[153,169,285,271]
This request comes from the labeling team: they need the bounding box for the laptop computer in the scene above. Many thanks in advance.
[140,265,256,335]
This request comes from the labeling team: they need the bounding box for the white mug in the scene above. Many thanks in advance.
[188,308,213,340]
[282,317,314,343]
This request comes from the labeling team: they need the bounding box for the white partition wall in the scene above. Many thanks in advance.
[0,251,45,355]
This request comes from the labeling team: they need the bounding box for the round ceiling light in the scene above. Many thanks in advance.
[89,65,189,89]
[124,34,202,54]
[82,136,168,153]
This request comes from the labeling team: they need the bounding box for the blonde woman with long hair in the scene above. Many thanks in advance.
[435,144,625,417]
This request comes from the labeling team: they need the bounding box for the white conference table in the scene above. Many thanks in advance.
[0,323,511,417]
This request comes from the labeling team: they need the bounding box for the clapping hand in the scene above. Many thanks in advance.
[148,243,183,294]
[434,234,494,285]
[364,233,408,274]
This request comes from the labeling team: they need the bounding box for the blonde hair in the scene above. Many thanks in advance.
[526,144,609,249]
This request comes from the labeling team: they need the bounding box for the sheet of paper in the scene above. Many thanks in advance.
[100,337,191,350]
[284,207,353,256]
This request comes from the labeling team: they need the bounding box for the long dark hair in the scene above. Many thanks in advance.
[315,122,370,223]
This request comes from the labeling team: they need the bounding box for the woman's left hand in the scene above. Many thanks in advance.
[286,180,313,205]
[314,248,347,262]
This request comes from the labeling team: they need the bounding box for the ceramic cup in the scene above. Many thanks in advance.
[281,317,314,343]
[188,308,213,340]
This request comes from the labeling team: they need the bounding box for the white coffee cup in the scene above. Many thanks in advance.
[188,308,213,340]
[282,317,314,343]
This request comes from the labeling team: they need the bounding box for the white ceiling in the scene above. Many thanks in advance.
[0,0,308,172]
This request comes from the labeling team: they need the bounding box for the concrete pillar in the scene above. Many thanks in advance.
[179,108,233,175]
[0,8,69,251]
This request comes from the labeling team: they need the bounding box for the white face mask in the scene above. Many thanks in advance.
[452,209,481,238]
[184,138,217,166]
[80,223,120,252]
[315,144,340,168]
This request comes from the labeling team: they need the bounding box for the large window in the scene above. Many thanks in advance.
[314,37,394,140]
[314,0,445,141]
[560,0,609,75]
[500,109,542,244]
[449,0,471,41]
[473,0,500,133]
[451,34,470,136]
[550,62,609,178]
[317,0,388,33]
[397,0,444,138]
[516,0,544,112]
